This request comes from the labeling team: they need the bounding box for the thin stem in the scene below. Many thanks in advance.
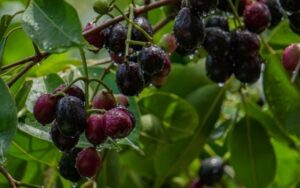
[79,48,89,110]
[260,36,276,56]
[4,26,22,38]
[87,109,106,115]
[126,39,150,47]
[291,58,300,83]
[89,78,111,92]
[7,60,37,87]
[53,76,87,97]
[153,13,176,33]
[227,0,242,27]
[124,4,134,62]
[114,5,153,42]
[91,63,114,99]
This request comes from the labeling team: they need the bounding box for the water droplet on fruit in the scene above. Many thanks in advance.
[188,54,194,59]
[218,83,225,87]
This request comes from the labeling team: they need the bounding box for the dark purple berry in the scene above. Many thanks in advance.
[107,24,127,55]
[205,55,232,83]
[288,12,300,35]
[104,107,135,139]
[116,62,145,96]
[86,114,107,146]
[199,157,225,186]
[83,22,105,49]
[230,30,260,56]
[259,0,283,28]
[234,53,263,83]
[152,54,172,87]
[33,94,57,125]
[56,96,87,137]
[243,2,271,33]
[50,121,79,151]
[205,16,229,31]
[174,7,205,51]
[132,16,153,50]
[76,147,101,178]
[175,45,195,56]
[59,148,82,182]
[203,28,230,56]
[92,90,116,111]
[189,0,218,14]
[115,94,129,107]
[139,45,165,75]
[54,84,85,101]
[279,0,300,13]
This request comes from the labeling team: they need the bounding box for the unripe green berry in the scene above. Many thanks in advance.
[93,0,110,15]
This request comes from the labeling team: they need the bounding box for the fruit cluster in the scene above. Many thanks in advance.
[33,84,135,182]
[84,14,171,95]
[189,157,225,188]
[172,0,300,84]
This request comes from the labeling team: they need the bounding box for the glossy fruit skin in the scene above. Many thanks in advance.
[50,121,79,151]
[282,44,300,71]
[115,94,129,107]
[189,0,218,14]
[139,46,165,75]
[259,0,283,28]
[59,148,82,182]
[76,147,101,178]
[132,17,153,50]
[92,90,116,111]
[174,7,205,51]
[205,55,232,83]
[86,114,107,146]
[107,24,127,55]
[54,84,85,101]
[83,22,105,49]
[203,28,230,56]
[205,16,229,31]
[56,96,87,137]
[104,107,135,139]
[152,54,172,87]
[93,0,110,15]
[279,0,300,13]
[234,54,263,83]
[33,94,57,125]
[243,2,271,33]
[288,12,300,35]
[116,62,145,96]
[198,157,224,186]
[230,30,260,56]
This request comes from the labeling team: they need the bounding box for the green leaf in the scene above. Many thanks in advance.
[15,80,33,111]
[0,15,13,39]
[22,0,84,53]
[44,73,64,92]
[0,37,8,68]
[153,85,225,187]
[229,117,276,188]
[0,78,17,162]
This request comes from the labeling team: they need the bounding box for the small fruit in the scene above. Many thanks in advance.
[107,24,127,55]
[54,84,85,101]
[199,157,225,186]
[189,0,218,14]
[203,27,230,56]
[92,90,116,110]
[205,55,232,83]
[59,148,82,182]
[159,34,177,54]
[259,0,283,28]
[288,12,300,35]
[234,53,263,83]
[139,45,165,75]
[115,94,129,107]
[116,62,145,96]
[205,16,229,31]
[83,22,105,49]
[132,16,153,50]
[189,179,203,188]
[282,44,300,71]
[56,96,87,137]
[230,30,260,56]
[76,147,101,178]
[86,114,107,146]
[33,94,57,125]
[174,7,205,50]
[243,2,271,33]
[104,107,135,139]
[279,0,300,13]
[110,51,125,64]
[93,0,110,15]
[152,54,172,87]
[50,121,79,151]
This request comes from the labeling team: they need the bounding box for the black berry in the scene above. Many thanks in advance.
[139,45,165,75]
[205,16,229,31]
[230,30,260,56]
[76,147,101,178]
[83,22,105,49]
[107,24,127,55]
[54,84,85,101]
[33,94,57,125]
[86,114,107,146]
[203,28,230,56]
[205,55,232,83]
[132,16,153,50]
[59,148,82,182]
[199,157,225,186]
[288,12,300,35]
[259,0,283,28]
[279,0,300,13]
[189,0,218,14]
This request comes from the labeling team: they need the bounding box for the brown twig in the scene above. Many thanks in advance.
[153,13,176,33]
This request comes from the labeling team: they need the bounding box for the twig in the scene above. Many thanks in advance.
[153,13,176,33]
[91,63,114,99]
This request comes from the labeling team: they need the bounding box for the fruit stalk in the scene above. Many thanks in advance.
[291,58,300,83]
[227,0,242,27]
[79,48,90,110]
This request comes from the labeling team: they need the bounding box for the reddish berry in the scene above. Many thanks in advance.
[110,51,125,64]
[33,94,57,125]
[152,54,172,87]
[243,2,271,33]
[54,84,85,101]
[92,90,116,110]
[50,121,79,151]
[230,30,260,56]
[104,107,135,139]
[86,114,107,146]
[59,148,82,182]
[139,45,165,75]
[282,44,300,71]
[83,22,105,49]
[76,147,101,178]
[115,94,129,107]
[159,34,177,54]
[259,0,283,28]
[189,179,203,188]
